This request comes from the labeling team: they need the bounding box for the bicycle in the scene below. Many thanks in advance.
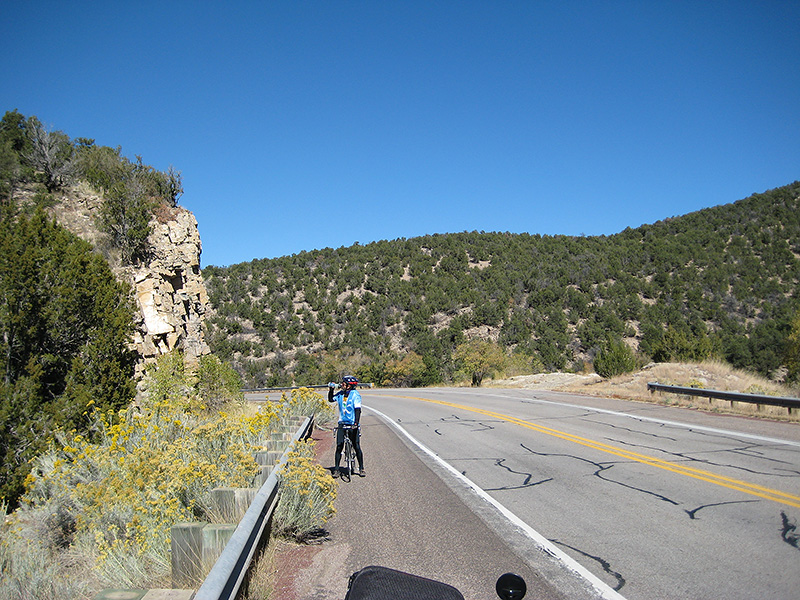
[337,423,360,482]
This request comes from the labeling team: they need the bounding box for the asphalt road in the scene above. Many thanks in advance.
[360,388,800,600]
[280,411,610,600]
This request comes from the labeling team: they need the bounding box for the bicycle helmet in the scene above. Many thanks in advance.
[342,375,359,389]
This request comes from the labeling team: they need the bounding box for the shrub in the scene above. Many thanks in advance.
[594,339,638,378]
[274,440,337,542]
[0,504,97,600]
[652,325,714,363]
[198,354,244,410]
[142,351,245,413]
[268,387,336,424]
[9,396,283,593]
[453,339,506,386]
[381,351,427,387]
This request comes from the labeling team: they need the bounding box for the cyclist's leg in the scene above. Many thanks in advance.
[333,426,345,476]
[351,427,364,474]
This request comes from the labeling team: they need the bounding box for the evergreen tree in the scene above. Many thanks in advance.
[784,308,800,383]
[594,339,638,378]
[0,210,136,506]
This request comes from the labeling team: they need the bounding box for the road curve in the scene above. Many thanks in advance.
[361,388,800,600]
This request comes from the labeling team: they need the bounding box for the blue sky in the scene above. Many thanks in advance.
[2,1,798,268]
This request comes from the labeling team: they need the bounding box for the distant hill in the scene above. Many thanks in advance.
[203,182,800,388]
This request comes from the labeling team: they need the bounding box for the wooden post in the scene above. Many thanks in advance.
[208,487,257,523]
[201,524,237,570]
[171,522,207,588]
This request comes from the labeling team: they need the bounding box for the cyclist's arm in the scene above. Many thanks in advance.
[327,384,336,403]
[354,407,361,425]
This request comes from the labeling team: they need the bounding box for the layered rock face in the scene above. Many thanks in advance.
[130,209,211,376]
[40,183,211,376]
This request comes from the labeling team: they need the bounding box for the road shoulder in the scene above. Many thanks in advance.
[272,413,609,600]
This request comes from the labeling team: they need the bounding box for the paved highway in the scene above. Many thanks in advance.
[361,388,800,600]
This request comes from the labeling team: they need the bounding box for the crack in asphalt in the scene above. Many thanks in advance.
[582,418,678,441]
[780,511,800,550]
[549,539,626,591]
[682,426,791,447]
[486,457,554,491]
[517,399,597,421]
[520,443,681,506]
[684,499,759,519]
[725,446,800,471]
[448,456,553,490]
[439,414,497,432]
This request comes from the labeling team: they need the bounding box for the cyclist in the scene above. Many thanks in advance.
[328,375,365,478]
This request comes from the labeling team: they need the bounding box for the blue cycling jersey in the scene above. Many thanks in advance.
[334,389,362,424]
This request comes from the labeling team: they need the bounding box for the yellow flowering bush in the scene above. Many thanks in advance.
[2,366,336,596]
[19,397,281,589]
[274,440,338,542]
[266,386,336,424]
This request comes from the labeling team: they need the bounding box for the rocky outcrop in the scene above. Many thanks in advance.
[35,182,212,377]
[129,208,211,376]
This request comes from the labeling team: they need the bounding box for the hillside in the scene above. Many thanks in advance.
[204,182,800,389]
[0,110,212,506]
[1,110,211,375]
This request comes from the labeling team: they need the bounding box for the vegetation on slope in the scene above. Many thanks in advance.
[204,182,800,389]
[0,108,188,507]
[0,353,336,598]
[1,109,183,265]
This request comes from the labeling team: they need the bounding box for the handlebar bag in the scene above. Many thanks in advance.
[345,566,465,600]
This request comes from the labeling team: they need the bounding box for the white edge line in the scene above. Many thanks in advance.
[365,405,628,600]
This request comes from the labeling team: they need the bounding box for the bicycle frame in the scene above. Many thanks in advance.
[337,423,359,482]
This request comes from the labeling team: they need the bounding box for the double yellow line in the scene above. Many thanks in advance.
[395,394,800,509]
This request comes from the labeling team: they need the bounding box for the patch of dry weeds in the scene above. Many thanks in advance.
[495,361,800,423]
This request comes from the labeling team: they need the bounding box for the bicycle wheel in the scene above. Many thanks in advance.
[348,437,356,476]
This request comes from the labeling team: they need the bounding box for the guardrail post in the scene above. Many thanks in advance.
[202,524,237,569]
[208,488,257,523]
[171,522,207,587]
[255,450,283,464]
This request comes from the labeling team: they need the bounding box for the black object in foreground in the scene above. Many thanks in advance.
[344,566,527,600]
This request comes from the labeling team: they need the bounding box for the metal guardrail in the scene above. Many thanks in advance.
[193,415,315,600]
[647,382,800,412]
[243,383,374,393]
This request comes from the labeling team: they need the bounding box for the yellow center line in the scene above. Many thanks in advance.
[382,394,800,509]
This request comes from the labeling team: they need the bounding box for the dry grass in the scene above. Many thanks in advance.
[242,537,279,600]
[553,360,800,422]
